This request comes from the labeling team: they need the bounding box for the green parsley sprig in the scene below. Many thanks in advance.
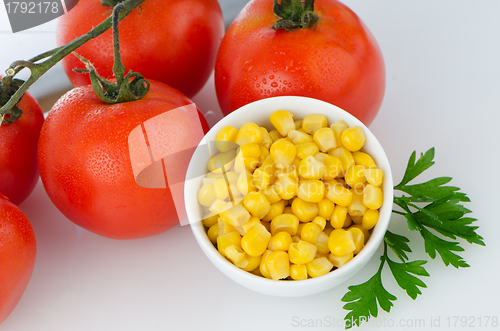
[341,148,484,329]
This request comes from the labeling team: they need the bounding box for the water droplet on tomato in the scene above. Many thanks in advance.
[269,75,275,80]
[271,82,278,88]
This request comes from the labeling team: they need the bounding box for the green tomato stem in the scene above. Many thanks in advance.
[271,0,319,31]
[0,0,146,121]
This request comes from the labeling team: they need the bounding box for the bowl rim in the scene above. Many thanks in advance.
[185,96,393,292]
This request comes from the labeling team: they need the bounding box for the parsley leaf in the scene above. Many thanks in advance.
[341,148,484,328]
[384,230,411,261]
[341,254,396,329]
[386,257,429,300]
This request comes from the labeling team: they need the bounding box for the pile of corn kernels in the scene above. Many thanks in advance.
[197,110,384,280]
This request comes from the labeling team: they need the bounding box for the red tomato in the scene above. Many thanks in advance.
[215,0,385,126]
[38,81,209,240]
[0,194,37,324]
[0,77,44,205]
[57,0,224,98]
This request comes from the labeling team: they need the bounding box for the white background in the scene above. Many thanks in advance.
[1,0,499,330]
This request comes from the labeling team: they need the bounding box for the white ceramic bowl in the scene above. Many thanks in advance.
[185,96,393,297]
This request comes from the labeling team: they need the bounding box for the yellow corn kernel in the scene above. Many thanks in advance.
[315,231,330,254]
[266,251,290,280]
[274,175,298,200]
[270,110,295,136]
[326,183,353,207]
[318,198,335,220]
[349,224,370,244]
[225,245,247,265]
[288,129,313,145]
[260,127,273,149]
[284,206,293,214]
[302,114,328,135]
[329,147,354,177]
[209,199,229,214]
[235,122,263,146]
[213,178,230,200]
[297,222,305,235]
[216,126,239,152]
[315,251,329,259]
[294,119,303,130]
[251,267,263,277]
[226,171,239,183]
[298,155,326,180]
[237,170,256,196]
[207,150,237,173]
[312,216,327,231]
[239,143,261,159]
[347,189,368,218]
[270,139,296,169]
[345,214,354,227]
[365,168,384,187]
[362,208,379,230]
[319,154,343,181]
[233,152,260,174]
[262,200,286,222]
[275,166,298,181]
[353,151,377,169]
[202,212,219,228]
[301,222,322,244]
[292,235,301,243]
[351,215,362,224]
[297,179,325,203]
[330,120,348,148]
[313,127,337,153]
[363,184,383,210]
[268,129,283,143]
[234,216,261,236]
[268,231,293,251]
[345,165,366,189]
[259,146,270,164]
[198,184,216,207]
[270,214,299,236]
[290,264,308,280]
[218,218,236,236]
[220,203,251,226]
[261,185,282,205]
[261,220,271,233]
[341,126,366,152]
[295,142,320,159]
[217,231,241,257]
[328,252,353,268]
[243,191,271,219]
[330,205,347,229]
[291,198,318,222]
[241,223,271,257]
[289,240,317,264]
[259,250,273,279]
[348,227,365,254]
[237,254,262,272]
[207,223,219,244]
[328,229,356,256]
[306,257,333,278]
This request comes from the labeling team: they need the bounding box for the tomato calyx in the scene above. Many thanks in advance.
[271,0,319,31]
[0,76,24,125]
[74,3,150,104]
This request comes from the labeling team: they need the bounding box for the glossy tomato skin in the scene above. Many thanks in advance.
[0,195,37,324]
[0,79,44,205]
[57,0,224,98]
[38,81,208,240]
[215,0,385,126]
